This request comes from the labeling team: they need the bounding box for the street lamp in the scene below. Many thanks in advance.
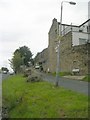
[60,1,76,36]
[55,1,76,86]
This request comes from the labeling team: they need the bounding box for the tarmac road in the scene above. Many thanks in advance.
[2,73,10,80]
[0,73,9,119]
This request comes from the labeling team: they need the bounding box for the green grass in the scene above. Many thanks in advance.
[59,72,72,76]
[82,75,90,82]
[52,72,72,76]
[2,74,89,118]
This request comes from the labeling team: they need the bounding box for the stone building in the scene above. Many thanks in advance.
[48,18,90,75]
[88,1,90,75]
[48,18,59,73]
[34,48,48,72]
[34,16,90,75]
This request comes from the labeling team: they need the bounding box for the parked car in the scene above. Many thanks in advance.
[9,71,14,75]
[35,65,40,69]
[2,71,8,74]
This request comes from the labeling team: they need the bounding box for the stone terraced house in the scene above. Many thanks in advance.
[34,48,48,72]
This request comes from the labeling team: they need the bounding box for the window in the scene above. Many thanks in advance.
[79,29,83,32]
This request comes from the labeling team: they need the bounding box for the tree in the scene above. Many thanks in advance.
[12,52,23,73]
[14,46,33,66]
[9,46,33,73]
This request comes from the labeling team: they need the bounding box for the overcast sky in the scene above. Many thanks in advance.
[0,0,89,70]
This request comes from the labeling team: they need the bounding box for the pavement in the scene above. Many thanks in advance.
[0,73,10,120]
[34,70,90,96]
[63,75,85,80]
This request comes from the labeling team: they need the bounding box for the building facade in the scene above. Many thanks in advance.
[88,1,90,75]
[48,18,59,73]
[48,18,90,75]
[34,17,90,75]
[34,48,48,72]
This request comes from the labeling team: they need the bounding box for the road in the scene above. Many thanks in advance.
[34,70,90,96]
[2,73,10,81]
[0,73,10,119]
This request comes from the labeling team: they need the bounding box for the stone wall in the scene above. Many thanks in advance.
[87,43,90,74]
[48,18,59,73]
[60,43,89,75]
[72,44,89,75]
[60,32,89,75]
[34,48,48,72]
[60,32,72,72]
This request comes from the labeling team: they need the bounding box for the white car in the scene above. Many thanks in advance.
[2,71,7,74]
[9,71,14,75]
[35,65,40,69]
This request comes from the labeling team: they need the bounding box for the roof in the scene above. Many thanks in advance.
[58,19,90,27]
[79,19,90,27]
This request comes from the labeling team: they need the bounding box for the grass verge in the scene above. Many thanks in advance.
[82,75,90,82]
[2,74,89,118]
[52,72,72,76]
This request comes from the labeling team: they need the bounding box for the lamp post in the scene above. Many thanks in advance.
[55,1,76,86]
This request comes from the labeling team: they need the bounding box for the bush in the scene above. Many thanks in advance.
[23,68,31,77]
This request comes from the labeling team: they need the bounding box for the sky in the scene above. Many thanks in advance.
[0,0,89,70]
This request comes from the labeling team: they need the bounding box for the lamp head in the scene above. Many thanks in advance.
[69,1,76,5]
